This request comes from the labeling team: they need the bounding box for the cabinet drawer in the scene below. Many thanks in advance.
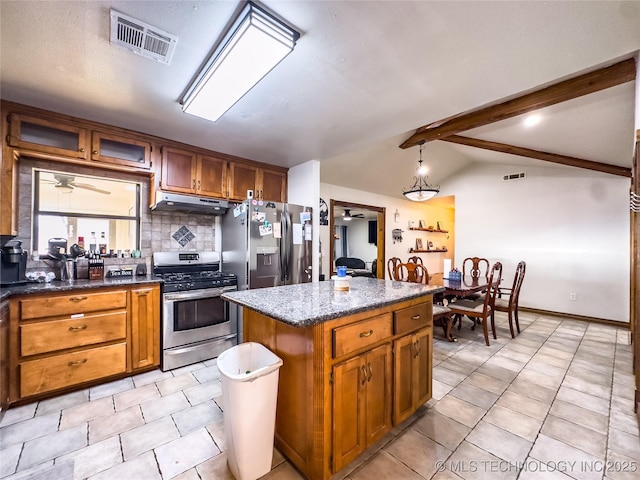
[20,311,127,356]
[20,343,127,397]
[19,290,127,320]
[393,302,432,335]
[333,314,392,358]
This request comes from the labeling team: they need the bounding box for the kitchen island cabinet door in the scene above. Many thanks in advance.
[129,286,160,371]
[393,327,432,424]
[332,343,392,472]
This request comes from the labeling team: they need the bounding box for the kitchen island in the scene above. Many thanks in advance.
[222,277,444,480]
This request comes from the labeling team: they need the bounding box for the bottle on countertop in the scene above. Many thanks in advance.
[99,232,107,255]
[77,236,85,250]
[89,232,97,253]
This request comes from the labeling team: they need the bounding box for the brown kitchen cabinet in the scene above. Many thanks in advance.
[332,343,392,472]
[242,294,434,480]
[228,162,287,202]
[161,147,228,198]
[129,285,160,371]
[392,302,433,424]
[1,300,9,415]
[8,283,161,403]
[393,328,432,424]
[91,130,153,170]
[6,112,88,159]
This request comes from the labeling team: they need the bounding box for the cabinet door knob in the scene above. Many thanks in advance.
[79,147,85,152]
[68,325,88,332]
[360,365,367,385]
[69,296,88,302]
[197,180,201,190]
[193,179,196,189]
[367,363,373,382]
[92,150,98,155]
[359,329,373,338]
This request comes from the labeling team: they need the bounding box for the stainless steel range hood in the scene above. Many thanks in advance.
[151,191,229,215]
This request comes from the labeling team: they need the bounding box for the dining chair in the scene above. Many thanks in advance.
[461,256,490,300]
[407,255,423,265]
[462,257,489,278]
[449,261,502,346]
[393,262,429,284]
[492,261,526,338]
[387,257,402,279]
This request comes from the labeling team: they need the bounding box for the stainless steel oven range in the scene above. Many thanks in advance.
[153,251,238,371]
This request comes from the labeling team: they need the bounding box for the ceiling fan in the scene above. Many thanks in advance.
[342,209,364,221]
[44,174,111,195]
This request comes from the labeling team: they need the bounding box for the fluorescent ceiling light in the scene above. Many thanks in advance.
[181,1,299,122]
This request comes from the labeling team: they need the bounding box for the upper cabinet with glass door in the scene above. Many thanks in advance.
[91,131,152,170]
[7,113,89,159]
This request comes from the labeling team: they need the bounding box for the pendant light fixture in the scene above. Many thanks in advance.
[402,141,439,201]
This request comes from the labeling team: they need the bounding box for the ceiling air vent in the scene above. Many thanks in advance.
[109,10,178,65]
[503,172,527,181]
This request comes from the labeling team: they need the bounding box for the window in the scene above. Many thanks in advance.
[33,169,140,255]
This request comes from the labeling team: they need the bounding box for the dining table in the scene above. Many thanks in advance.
[427,273,499,341]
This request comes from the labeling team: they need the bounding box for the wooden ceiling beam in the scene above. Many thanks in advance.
[441,135,632,178]
[400,58,636,149]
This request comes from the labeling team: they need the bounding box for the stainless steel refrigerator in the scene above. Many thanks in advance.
[221,200,313,335]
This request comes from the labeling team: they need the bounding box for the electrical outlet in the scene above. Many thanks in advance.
[569,292,577,301]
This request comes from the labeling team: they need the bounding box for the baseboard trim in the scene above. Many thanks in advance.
[520,307,630,330]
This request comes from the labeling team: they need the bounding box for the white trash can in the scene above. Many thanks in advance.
[218,342,283,480]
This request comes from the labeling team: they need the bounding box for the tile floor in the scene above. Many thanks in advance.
[1,311,639,480]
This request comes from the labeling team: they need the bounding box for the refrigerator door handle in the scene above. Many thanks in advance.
[280,209,290,282]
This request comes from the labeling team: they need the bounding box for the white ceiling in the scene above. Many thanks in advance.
[1,1,638,200]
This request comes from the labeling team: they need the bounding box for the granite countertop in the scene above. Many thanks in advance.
[0,276,162,301]
[222,277,444,328]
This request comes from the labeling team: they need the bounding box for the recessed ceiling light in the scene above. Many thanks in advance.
[523,114,541,128]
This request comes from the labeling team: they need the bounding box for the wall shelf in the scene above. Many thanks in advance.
[409,227,448,233]
[409,249,447,253]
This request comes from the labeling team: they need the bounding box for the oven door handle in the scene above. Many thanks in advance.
[163,286,236,302]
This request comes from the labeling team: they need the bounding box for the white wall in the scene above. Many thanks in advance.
[334,218,377,265]
[440,163,630,322]
[288,160,320,282]
[320,183,455,278]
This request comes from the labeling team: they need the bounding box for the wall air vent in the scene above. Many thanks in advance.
[503,172,527,181]
[109,10,178,65]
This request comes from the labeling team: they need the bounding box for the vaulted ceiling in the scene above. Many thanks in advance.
[1,1,638,200]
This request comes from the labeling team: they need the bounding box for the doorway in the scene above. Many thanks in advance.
[329,200,385,278]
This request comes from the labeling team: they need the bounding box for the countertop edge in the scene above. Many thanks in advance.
[1,276,163,301]
[222,280,445,328]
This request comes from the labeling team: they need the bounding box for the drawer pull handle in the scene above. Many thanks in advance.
[361,365,367,385]
[69,296,88,302]
[360,330,373,338]
[412,315,421,320]
[68,325,88,332]
[68,359,88,367]
[136,291,149,296]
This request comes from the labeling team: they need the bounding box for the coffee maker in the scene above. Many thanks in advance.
[1,239,28,286]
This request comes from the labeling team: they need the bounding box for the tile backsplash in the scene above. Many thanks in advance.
[15,159,218,278]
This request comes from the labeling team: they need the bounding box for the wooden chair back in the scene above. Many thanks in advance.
[393,263,429,284]
[407,256,423,265]
[511,261,526,306]
[387,257,402,279]
[463,257,490,278]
